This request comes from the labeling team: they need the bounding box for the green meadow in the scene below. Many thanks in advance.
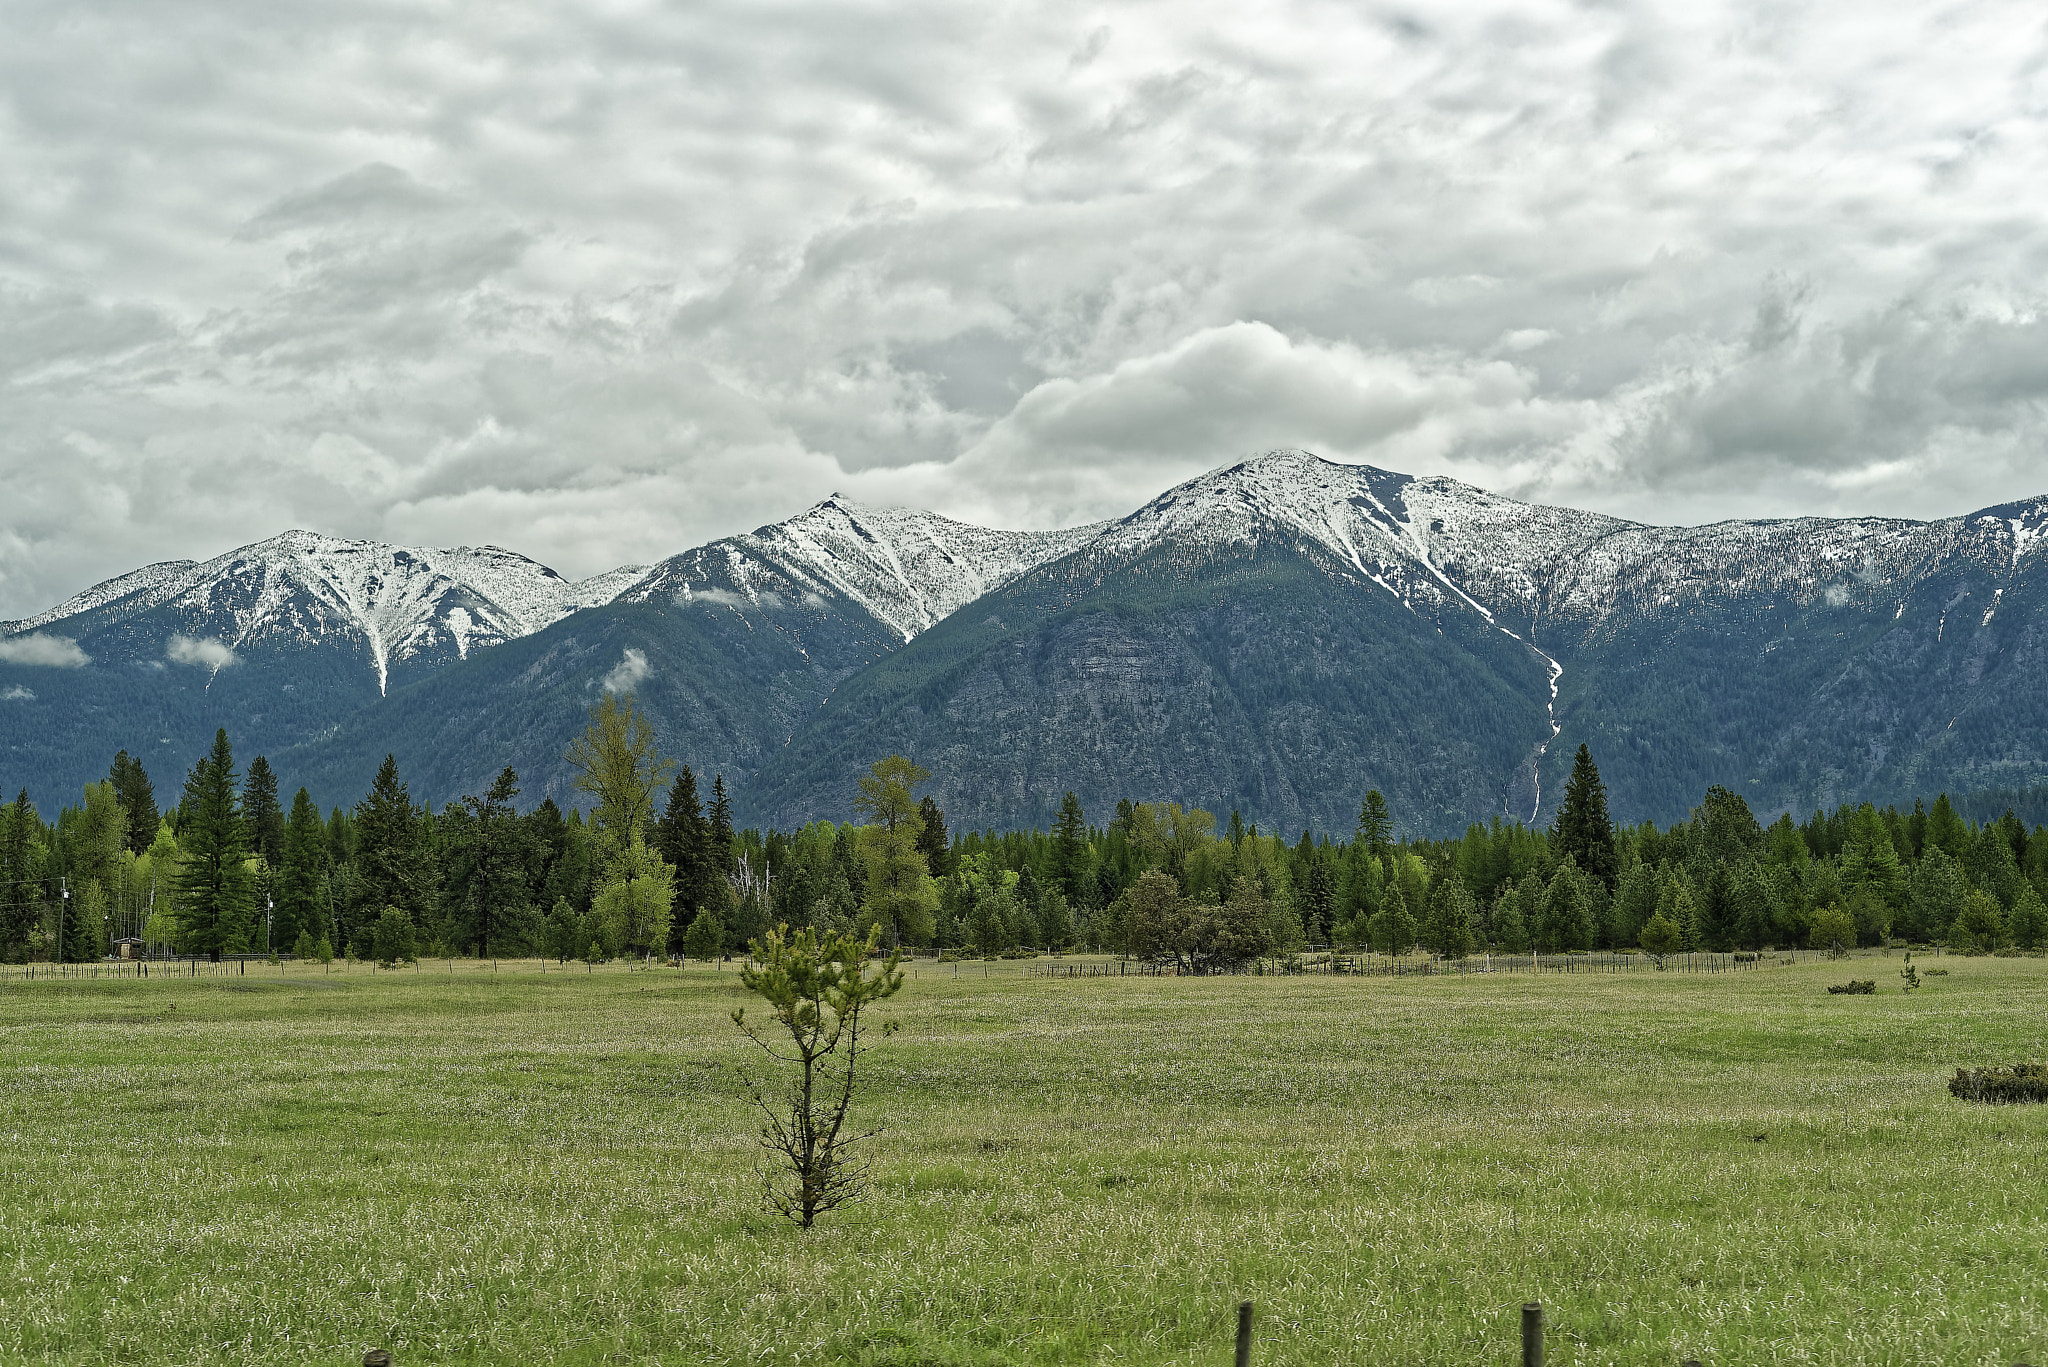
[1,954,2044,1366]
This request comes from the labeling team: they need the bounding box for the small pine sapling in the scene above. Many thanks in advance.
[732,924,904,1228]
[1899,950,1920,993]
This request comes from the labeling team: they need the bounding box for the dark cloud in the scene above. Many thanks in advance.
[3,0,2048,615]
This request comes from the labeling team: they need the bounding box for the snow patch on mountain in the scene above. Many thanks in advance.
[627,496,1107,642]
[3,559,198,635]
[3,531,648,694]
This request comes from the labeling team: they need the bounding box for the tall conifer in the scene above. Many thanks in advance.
[352,755,421,944]
[707,775,735,876]
[242,756,284,868]
[173,729,255,957]
[917,795,953,880]
[107,751,160,855]
[1356,791,1393,857]
[1554,745,1619,890]
[275,788,326,950]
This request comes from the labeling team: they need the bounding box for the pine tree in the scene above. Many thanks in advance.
[1730,862,1775,949]
[1615,862,1660,945]
[1840,802,1906,921]
[657,768,708,943]
[1371,882,1416,955]
[1554,744,1619,891]
[918,795,953,880]
[1907,848,1966,944]
[107,751,160,855]
[1036,889,1075,949]
[682,901,723,960]
[1966,822,2024,912]
[1299,855,1337,943]
[1539,857,1591,952]
[462,767,526,957]
[352,755,422,946]
[1492,883,1530,952]
[172,729,256,958]
[1426,876,1474,959]
[707,775,735,878]
[1924,793,1970,860]
[1050,792,1085,900]
[1356,791,1393,857]
[2008,881,2048,950]
[0,791,38,959]
[242,756,284,869]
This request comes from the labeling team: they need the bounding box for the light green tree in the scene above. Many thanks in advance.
[1809,902,1857,956]
[854,757,938,948]
[590,832,677,959]
[1640,910,1683,964]
[566,693,675,841]
[732,925,904,1227]
[371,905,418,967]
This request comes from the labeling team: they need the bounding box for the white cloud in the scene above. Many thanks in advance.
[0,685,33,700]
[600,647,651,695]
[4,0,2048,615]
[166,635,240,670]
[0,633,90,667]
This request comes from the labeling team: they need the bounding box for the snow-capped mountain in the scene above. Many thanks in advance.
[620,495,1107,642]
[1077,449,2048,658]
[2,531,648,694]
[9,452,2048,834]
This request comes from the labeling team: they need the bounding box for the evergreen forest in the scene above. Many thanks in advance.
[4,705,2046,969]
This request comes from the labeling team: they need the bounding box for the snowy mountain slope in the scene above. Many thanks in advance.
[1,531,647,692]
[1077,449,2048,653]
[620,495,1108,642]
[742,451,2048,833]
[11,452,2048,832]
[3,559,200,636]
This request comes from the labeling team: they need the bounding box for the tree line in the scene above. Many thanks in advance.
[2,718,2045,966]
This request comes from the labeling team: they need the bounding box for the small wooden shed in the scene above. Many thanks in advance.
[112,936,145,960]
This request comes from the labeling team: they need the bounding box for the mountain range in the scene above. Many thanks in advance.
[5,450,2045,836]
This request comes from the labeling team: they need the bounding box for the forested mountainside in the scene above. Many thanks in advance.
[5,452,2046,833]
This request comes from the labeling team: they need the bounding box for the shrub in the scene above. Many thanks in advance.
[1948,1064,2048,1104]
[1826,979,1876,995]
[1810,903,1857,956]
[370,906,417,968]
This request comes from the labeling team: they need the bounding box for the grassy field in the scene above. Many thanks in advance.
[1,953,2044,1366]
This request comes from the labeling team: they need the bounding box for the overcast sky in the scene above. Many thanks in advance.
[4,0,2048,616]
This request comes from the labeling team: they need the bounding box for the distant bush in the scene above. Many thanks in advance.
[1827,979,1876,995]
[1921,967,1950,976]
[1948,1064,2048,1104]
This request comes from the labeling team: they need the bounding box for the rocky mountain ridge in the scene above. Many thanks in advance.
[6,452,2047,832]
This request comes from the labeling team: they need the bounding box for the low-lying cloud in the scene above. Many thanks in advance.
[600,647,651,695]
[166,635,240,670]
[0,633,89,667]
[0,685,32,700]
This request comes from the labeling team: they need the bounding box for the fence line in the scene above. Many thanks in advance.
[1029,949,1804,979]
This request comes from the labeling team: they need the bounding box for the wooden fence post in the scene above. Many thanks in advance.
[1235,1301,1253,1367]
[1522,1301,1543,1367]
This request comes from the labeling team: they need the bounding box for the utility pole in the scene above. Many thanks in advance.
[58,877,68,964]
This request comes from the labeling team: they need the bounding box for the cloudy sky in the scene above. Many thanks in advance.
[4,0,2047,617]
